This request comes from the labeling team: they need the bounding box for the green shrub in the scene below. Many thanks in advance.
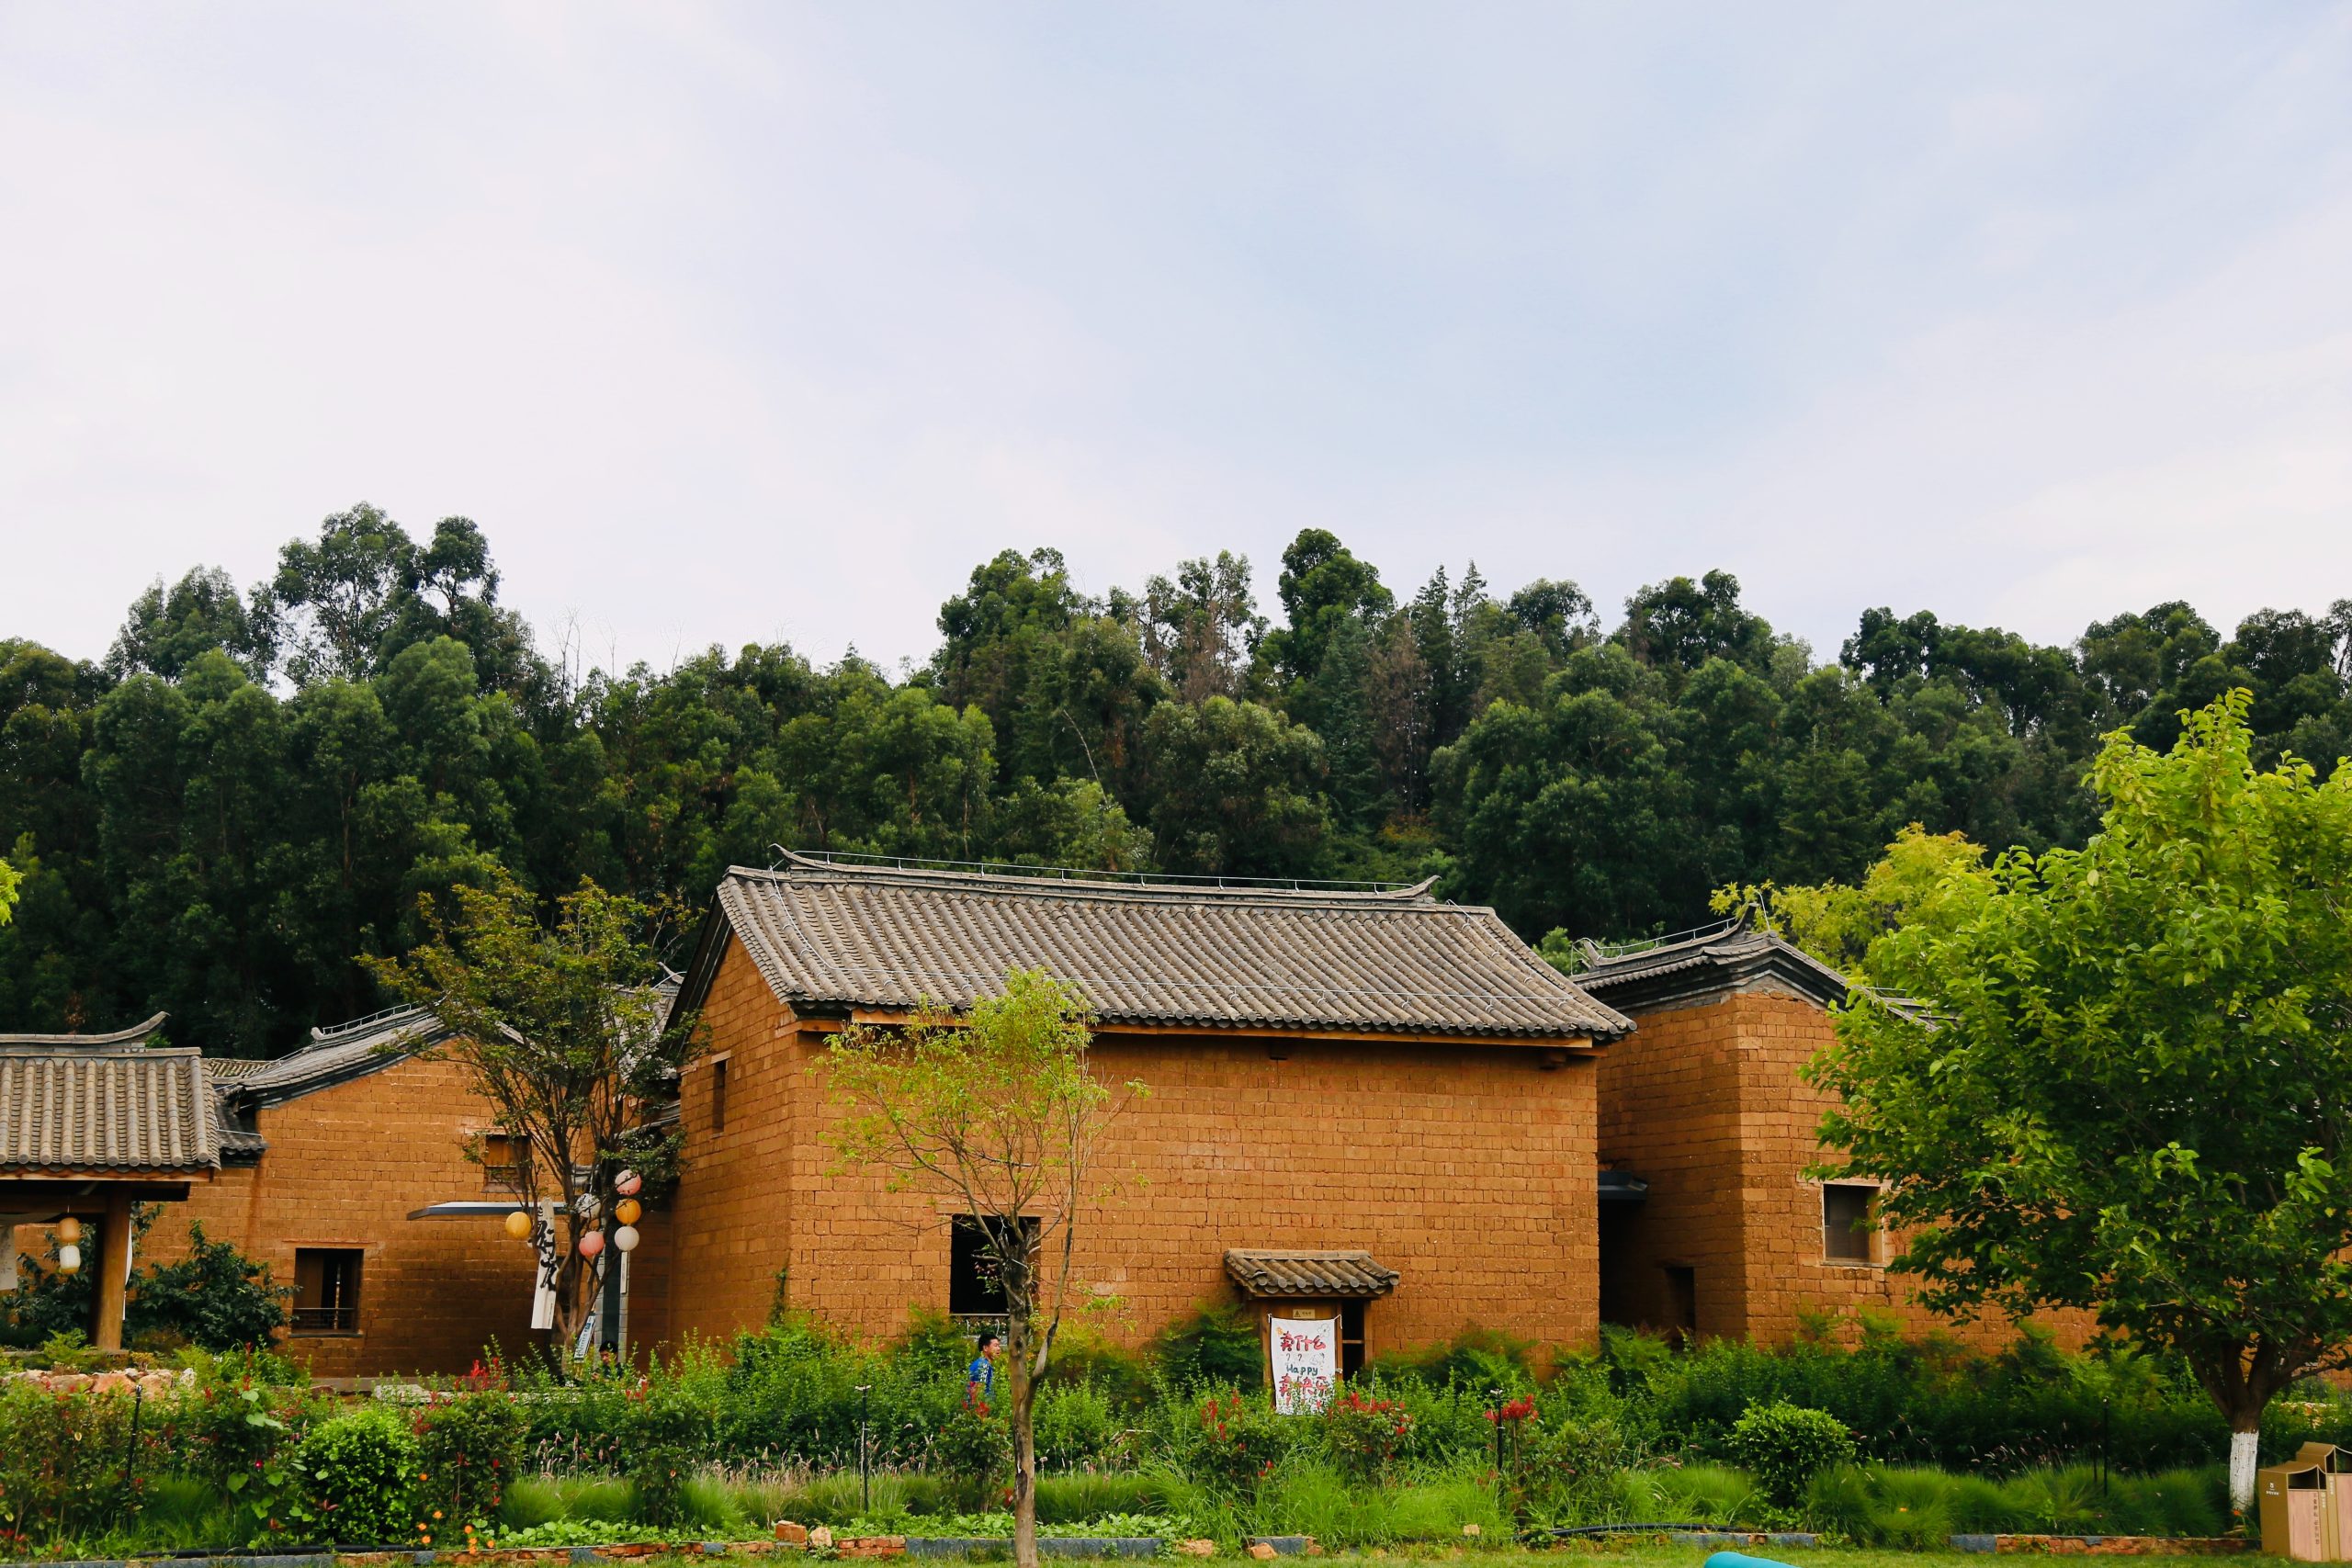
[932,1402,1012,1504]
[1035,1377,1121,1470]
[1366,1325,1535,1392]
[624,1382,710,1527]
[127,1223,288,1350]
[1317,1389,1414,1481]
[1168,1392,1295,1495]
[1725,1401,1856,1505]
[288,1406,420,1546]
[414,1390,524,1531]
[1152,1305,1263,1391]
[0,1382,146,1545]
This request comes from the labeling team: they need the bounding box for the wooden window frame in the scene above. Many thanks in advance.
[290,1247,364,1336]
[1821,1181,1879,1266]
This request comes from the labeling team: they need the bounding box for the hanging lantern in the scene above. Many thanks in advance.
[578,1229,605,1259]
[503,1209,534,1241]
[614,1198,642,1226]
[573,1191,600,1219]
[57,1243,82,1274]
[613,1224,640,1254]
[614,1169,643,1197]
[55,1217,82,1246]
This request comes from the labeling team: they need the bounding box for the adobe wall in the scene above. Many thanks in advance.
[1599,986,2091,1351]
[665,936,1603,1356]
[140,1056,540,1377]
[1593,991,1754,1338]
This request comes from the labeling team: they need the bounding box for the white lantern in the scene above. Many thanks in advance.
[57,1243,81,1274]
[613,1224,640,1253]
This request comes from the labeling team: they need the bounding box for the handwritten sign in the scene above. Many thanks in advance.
[1268,1314,1338,1414]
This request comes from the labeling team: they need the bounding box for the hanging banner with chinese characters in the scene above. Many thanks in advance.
[1268,1314,1338,1414]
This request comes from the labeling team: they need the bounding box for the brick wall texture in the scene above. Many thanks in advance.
[125,947,2092,1372]
[140,1055,540,1377]
[1595,984,2090,1349]
[646,938,1600,1358]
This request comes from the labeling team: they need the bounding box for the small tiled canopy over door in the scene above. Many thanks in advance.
[1225,1248,1400,1381]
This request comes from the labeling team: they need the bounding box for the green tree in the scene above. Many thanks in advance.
[366,872,703,1356]
[1811,692,2352,1511]
[1143,696,1329,877]
[1711,822,1987,976]
[824,970,1136,1568]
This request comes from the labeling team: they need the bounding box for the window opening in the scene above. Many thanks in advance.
[1823,1183,1875,1263]
[292,1248,362,1334]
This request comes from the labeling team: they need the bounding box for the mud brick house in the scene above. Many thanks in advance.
[639,852,1635,1361]
[145,1007,548,1376]
[1572,922,2075,1349]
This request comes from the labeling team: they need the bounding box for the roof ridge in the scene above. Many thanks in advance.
[305,1001,435,1049]
[740,854,1444,909]
[0,1011,170,1049]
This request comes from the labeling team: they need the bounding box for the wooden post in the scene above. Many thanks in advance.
[92,1190,132,1351]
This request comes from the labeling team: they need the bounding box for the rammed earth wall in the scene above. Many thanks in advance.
[650,935,1602,1355]
[139,1055,539,1377]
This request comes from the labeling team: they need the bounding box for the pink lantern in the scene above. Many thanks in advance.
[615,1169,643,1197]
[578,1229,606,1258]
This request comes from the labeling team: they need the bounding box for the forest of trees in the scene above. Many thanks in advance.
[4,501,2350,1057]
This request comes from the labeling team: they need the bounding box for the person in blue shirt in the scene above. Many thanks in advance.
[966,1330,1001,1409]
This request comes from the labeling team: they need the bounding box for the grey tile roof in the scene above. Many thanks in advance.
[1569,921,1851,1010]
[1226,1248,1401,1300]
[233,1004,453,1104]
[702,853,1632,1042]
[0,1014,220,1174]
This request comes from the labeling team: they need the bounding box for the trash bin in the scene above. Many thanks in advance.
[2260,1451,2338,1562]
[2294,1444,2352,1561]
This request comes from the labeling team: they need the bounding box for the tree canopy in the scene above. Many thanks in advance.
[5,502,2352,1054]
[1809,693,2352,1507]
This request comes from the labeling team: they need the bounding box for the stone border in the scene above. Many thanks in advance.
[1666,1534,1818,1549]
[1949,1536,2253,1556]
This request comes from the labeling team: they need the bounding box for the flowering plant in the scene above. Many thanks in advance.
[1320,1389,1415,1479]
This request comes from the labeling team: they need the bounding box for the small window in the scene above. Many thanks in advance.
[710,1058,729,1134]
[1823,1183,1875,1263]
[480,1132,528,1192]
[292,1248,362,1334]
[949,1214,1038,1316]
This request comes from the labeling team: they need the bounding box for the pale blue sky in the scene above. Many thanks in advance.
[5,4,2348,673]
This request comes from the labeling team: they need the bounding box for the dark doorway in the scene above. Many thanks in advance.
[1339,1300,1366,1378]
[1663,1264,1697,1346]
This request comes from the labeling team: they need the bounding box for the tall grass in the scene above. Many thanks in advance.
[1801,1461,2233,1543]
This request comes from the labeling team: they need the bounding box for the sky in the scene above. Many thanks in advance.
[4,3,2349,677]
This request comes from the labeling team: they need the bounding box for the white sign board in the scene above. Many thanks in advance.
[1268,1314,1338,1414]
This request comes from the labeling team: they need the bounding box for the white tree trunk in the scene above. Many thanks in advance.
[2230,1428,2260,1518]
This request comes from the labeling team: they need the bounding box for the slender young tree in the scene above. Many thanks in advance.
[1812,692,2352,1514]
[823,971,1139,1568]
[368,872,701,1358]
